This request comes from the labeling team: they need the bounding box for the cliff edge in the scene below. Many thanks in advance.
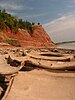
[1,25,54,48]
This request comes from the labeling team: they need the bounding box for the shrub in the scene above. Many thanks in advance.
[6,39,21,47]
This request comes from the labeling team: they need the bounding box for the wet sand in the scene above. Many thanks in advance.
[5,69,75,100]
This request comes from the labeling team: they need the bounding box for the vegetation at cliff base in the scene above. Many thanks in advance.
[6,39,21,47]
[0,9,33,34]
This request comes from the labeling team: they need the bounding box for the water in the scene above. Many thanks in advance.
[57,42,75,49]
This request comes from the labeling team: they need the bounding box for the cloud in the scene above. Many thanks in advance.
[28,0,35,1]
[0,1,34,11]
[19,12,49,20]
[72,0,75,2]
[6,10,17,16]
[44,13,75,33]
[43,12,75,42]
[67,5,73,8]
[0,2,24,10]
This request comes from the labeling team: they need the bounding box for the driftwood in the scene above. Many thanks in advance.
[29,50,69,57]
[9,56,28,62]
[26,52,73,61]
[0,55,24,75]
[1,48,75,72]
[0,48,75,100]
[39,51,70,57]
[0,86,3,98]
[6,51,75,70]
[2,77,14,100]
[26,57,75,70]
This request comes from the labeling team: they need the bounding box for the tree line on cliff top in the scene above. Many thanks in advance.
[0,9,33,35]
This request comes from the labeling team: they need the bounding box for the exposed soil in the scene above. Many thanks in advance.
[2,25,54,48]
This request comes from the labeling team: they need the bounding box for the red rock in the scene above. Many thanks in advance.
[3,25,54,48]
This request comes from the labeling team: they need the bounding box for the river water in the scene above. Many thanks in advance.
[57,43,75,50]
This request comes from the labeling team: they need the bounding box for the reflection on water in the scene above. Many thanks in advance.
[57,43,75,49]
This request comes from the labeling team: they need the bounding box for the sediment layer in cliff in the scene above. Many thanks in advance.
[1,25,54,47]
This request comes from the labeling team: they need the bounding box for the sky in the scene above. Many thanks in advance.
[0,0,75,42]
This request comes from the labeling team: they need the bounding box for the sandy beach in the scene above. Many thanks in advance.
[5,69,75,100]
[0,47,74,100]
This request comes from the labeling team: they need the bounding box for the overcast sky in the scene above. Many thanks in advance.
[0,0,74,24]
[0,0,75,42]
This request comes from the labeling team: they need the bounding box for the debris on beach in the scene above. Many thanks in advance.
[0,47,75,99]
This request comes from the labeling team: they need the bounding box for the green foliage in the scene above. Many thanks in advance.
[18,20,33,35]
[38,22,40,25]
[0,9,33,35]
[24,21,33,36]
[6,39,21,47]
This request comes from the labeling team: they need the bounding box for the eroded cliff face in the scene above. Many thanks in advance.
[2,25,54,47]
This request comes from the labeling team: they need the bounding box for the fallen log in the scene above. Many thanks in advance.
[0,55,24,75]
[9,56,28,62]
[26,57,75,70]
[26,52,74,61]
[28,50,66,57]
[0,86,3,99]
[2,77,14,100]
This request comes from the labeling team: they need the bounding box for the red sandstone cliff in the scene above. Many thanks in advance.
[1,25,54,47]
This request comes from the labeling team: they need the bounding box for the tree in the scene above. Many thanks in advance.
[0,9,34,34]
[38,22,40,25]
[32,22,35,25]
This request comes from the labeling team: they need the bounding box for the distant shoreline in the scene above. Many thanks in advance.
[55,41,75,45]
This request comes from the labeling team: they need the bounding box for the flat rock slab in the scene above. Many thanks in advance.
[5,70,75,100]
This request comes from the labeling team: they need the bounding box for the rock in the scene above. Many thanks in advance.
[4,25,54,47]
